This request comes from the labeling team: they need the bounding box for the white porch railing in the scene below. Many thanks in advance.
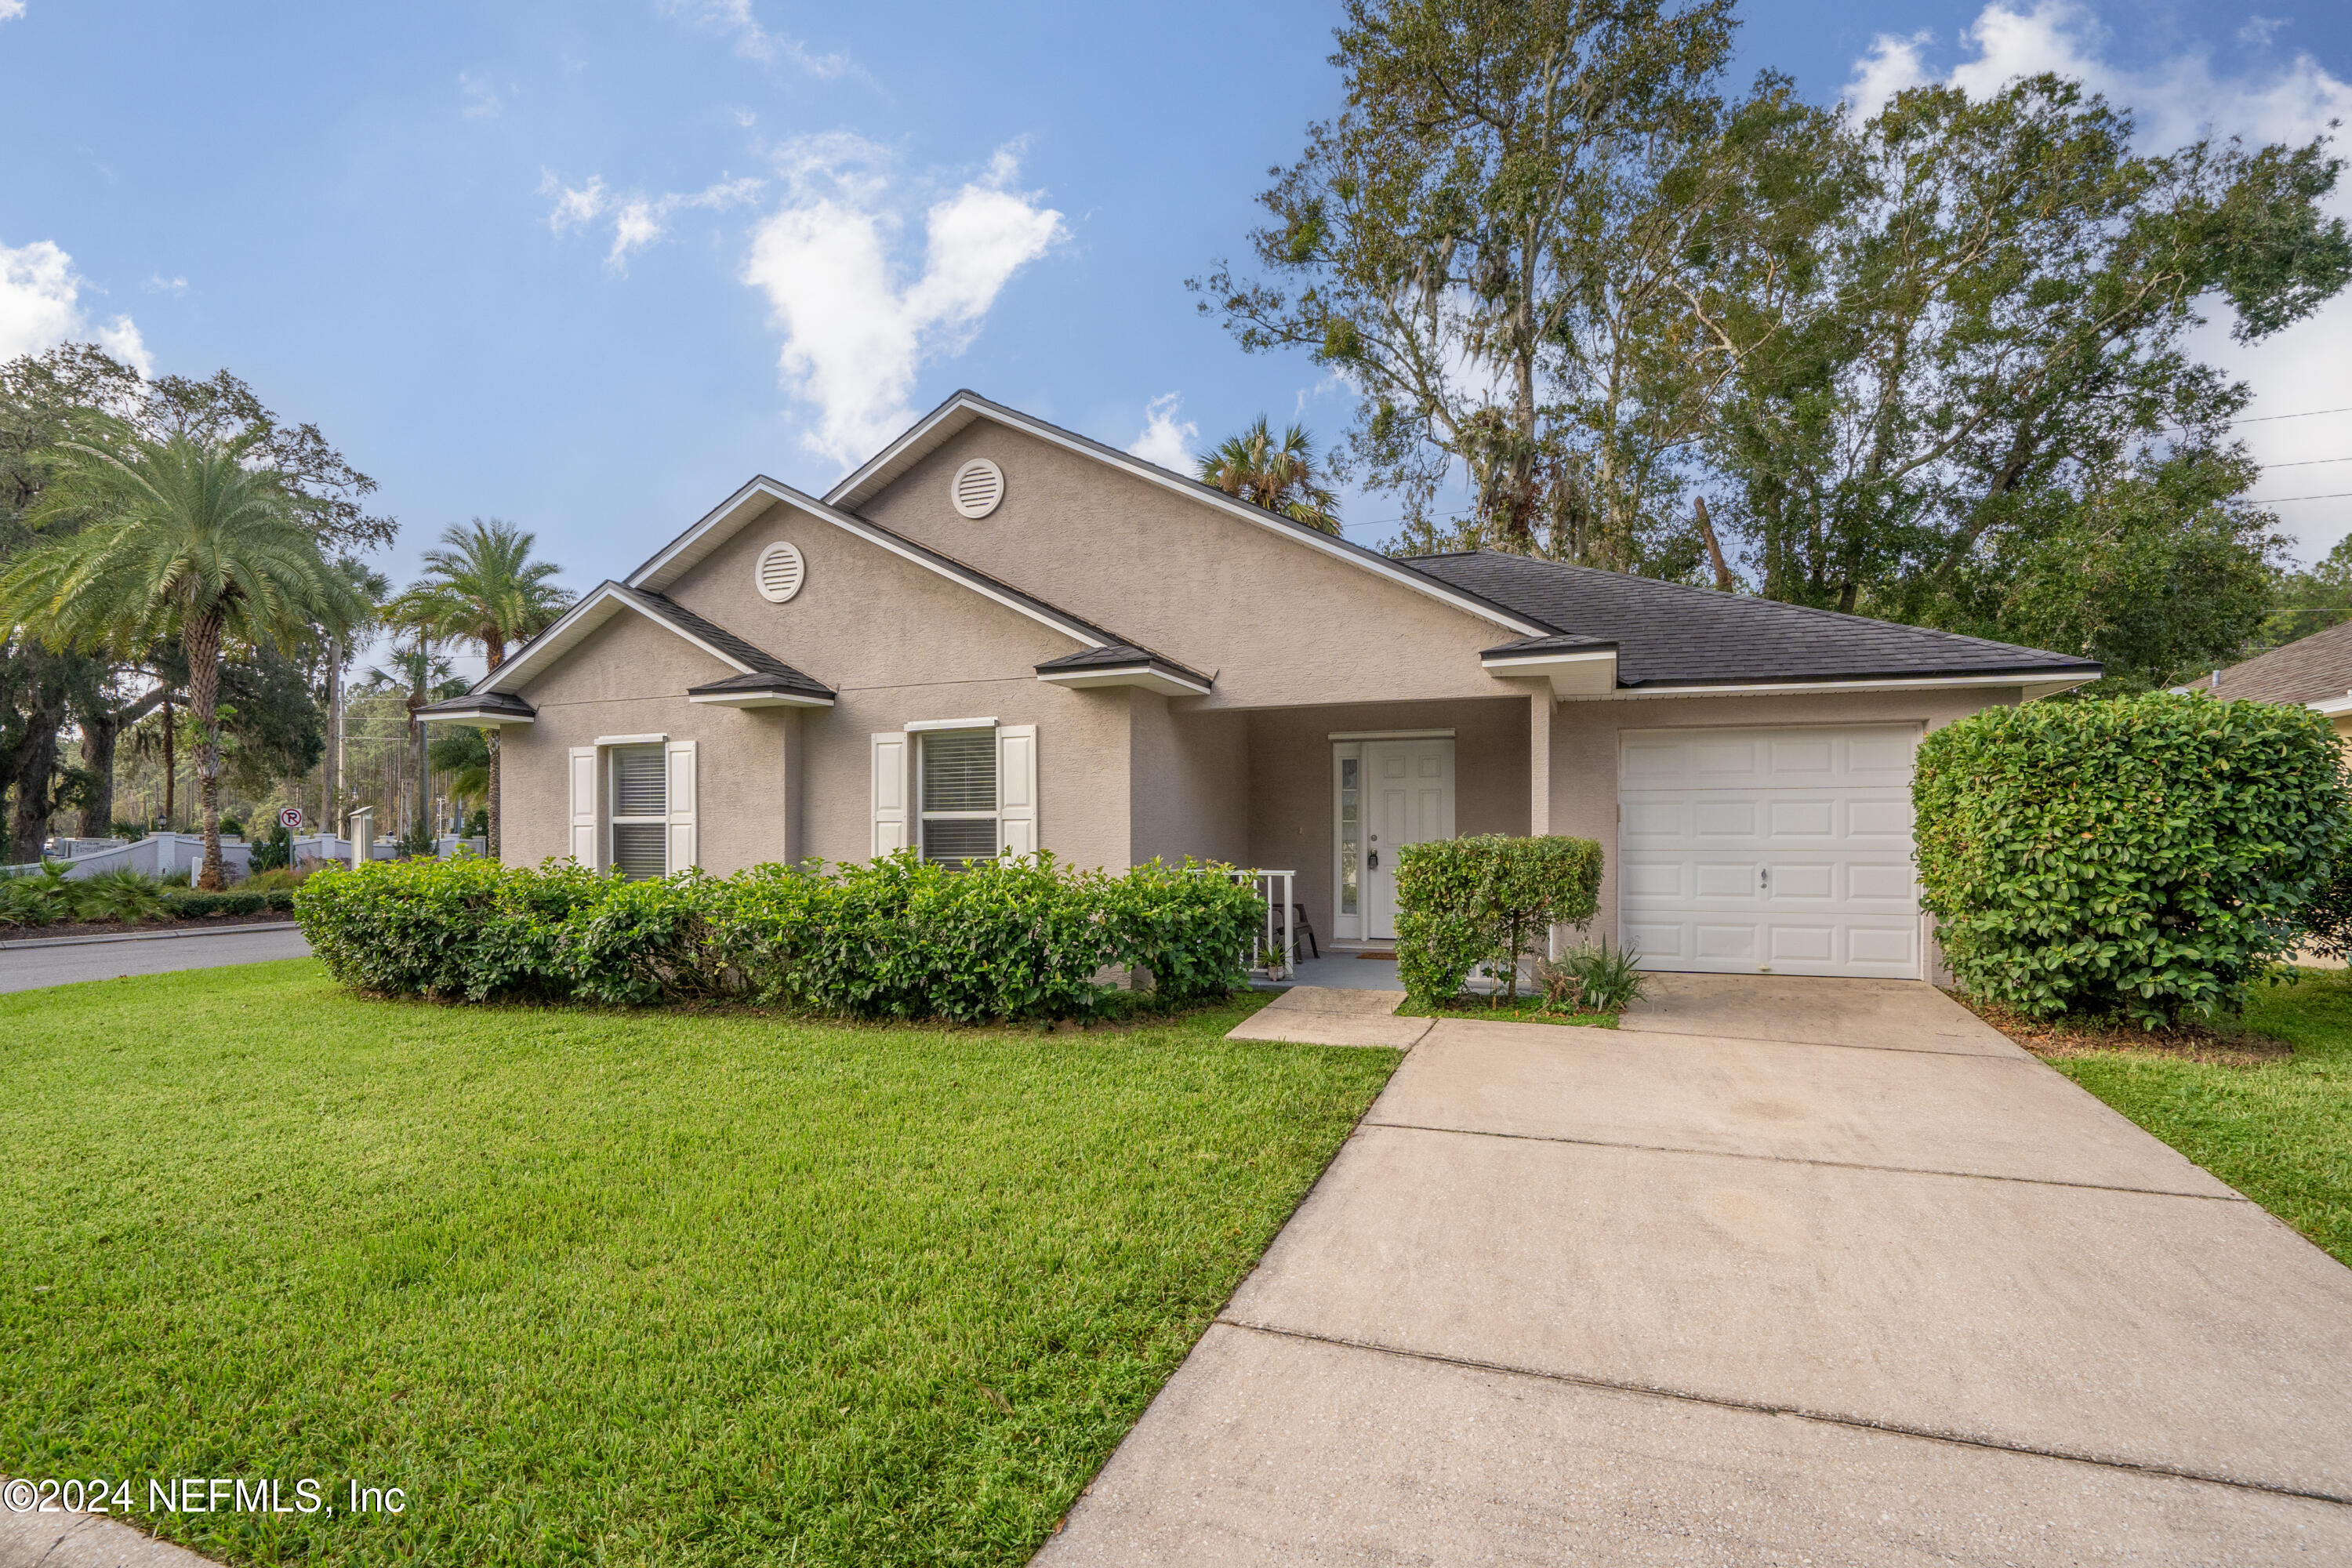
[1228,868,1297,982]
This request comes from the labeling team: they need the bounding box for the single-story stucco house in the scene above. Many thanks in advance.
[419,390,2100,981]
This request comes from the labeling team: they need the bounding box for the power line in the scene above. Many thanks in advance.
[2249,492,2352,503]
[2239,405,2352,425]
[2266,456,2352,467]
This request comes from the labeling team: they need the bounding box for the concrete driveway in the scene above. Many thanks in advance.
[1039,975,2352,1565]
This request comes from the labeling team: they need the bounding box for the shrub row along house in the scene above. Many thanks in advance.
[419,391,2100,982]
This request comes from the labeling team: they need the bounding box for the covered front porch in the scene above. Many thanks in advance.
[1141,692,1555,980]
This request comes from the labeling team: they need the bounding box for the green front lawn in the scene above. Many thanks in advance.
[0,962,1397,1566]
[2047,968,2352,1267]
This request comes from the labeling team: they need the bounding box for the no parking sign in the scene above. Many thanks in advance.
[279,808,303,829]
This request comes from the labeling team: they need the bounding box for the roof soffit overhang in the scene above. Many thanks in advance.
[822,391,1555,641]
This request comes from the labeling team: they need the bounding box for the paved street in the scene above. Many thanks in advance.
[1040,976,2352,1565]
[0,927,311,995]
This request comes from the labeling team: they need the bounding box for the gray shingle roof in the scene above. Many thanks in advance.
[1405,551,2100,688]
[615,586,809,680]
[2205,619,2352,706]
[686,667,836,701]
[1033,643,1214,687]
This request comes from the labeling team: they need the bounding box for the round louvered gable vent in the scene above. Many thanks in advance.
[754,540,806,604]
[951,458,1005,519]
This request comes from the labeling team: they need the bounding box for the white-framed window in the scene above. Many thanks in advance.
[919,728,1000,864]
[610,744,670,880]
[873,724,1036,864]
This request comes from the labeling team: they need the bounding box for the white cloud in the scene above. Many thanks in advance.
[741,139,1067,464]
[0,2,24,22]
[542,171,764,271]
[1842,30,1934,120]
[0,238,151,376]
[1127,393,1198,471]
[659,0,853,80]
[1843,2,2352,561]
[143,273,187,296]
[458,71,503,119]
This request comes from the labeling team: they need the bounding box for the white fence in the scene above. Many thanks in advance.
[6,830,488,881]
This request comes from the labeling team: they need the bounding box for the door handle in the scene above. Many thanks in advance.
[1368,850,1379,870]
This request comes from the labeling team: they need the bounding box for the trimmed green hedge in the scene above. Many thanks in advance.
[1395,834,1604,1002]
[166,889,296,919]
[294,851,1267,1022]
[1915,691,2352,1025]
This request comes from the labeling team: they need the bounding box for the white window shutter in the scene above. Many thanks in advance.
[665,739,698,873]
[998,724,1038,857]
[568,746,598,866]
[871,731,909,858]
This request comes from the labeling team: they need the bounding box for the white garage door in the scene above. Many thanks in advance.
[1618,724,1922,979]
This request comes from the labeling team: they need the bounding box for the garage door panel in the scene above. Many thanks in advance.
[1622,799,1685,838]
[1620,724,1922,980]
[1847,862,1915,902]
[1693,861,1759,899]
[1693,800,1758,837]
[1694,924,1760,960]
[1624,920,1686,959]
[1766,737,1833,776]
[1766,798,1835,837]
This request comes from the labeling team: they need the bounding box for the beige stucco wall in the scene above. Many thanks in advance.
[1548,686,2022,977]
[852,421,1537,710]
[501,610,799,875]
[1128,695,1250,867]
[1245,699,1532,942]
[505,495,1140,873]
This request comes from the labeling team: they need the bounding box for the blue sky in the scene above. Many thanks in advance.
[4,0,2350,672]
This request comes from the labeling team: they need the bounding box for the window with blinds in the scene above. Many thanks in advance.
[919,728,997,865]
[610,745,668,880]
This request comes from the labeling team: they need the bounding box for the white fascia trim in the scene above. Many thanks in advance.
[475,584,756,695]
[687,691,836,709]
[905,715,1000,731]
[2309,691,2352,717]
[1564,672,2096,700]
[1327,728,1456,740]
[1036,664,1213,697]
[826,397,1551,639]
[1482,647,1619,698]
[627,476,1109,652]
[423,707,535,726]
[594,733,669,746]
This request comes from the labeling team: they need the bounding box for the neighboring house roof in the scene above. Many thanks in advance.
[1406,551,2102,691]
[2203,619,2352,708]
[822,389,1555,638]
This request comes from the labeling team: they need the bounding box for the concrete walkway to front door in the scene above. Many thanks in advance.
[1038,975,2352,1565]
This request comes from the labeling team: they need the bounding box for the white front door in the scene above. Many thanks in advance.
[1362,738,1456,941]
[1617,724,1922,978]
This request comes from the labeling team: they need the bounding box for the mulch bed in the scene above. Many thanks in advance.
[1952,993,2291,1065]
[0,911,300,942]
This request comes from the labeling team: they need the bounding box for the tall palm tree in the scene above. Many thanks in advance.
[0,433,367,888]
[1199,416,1342,535]
[396,519,568,855]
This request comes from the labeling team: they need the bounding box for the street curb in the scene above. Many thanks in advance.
[0,922,303,952]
